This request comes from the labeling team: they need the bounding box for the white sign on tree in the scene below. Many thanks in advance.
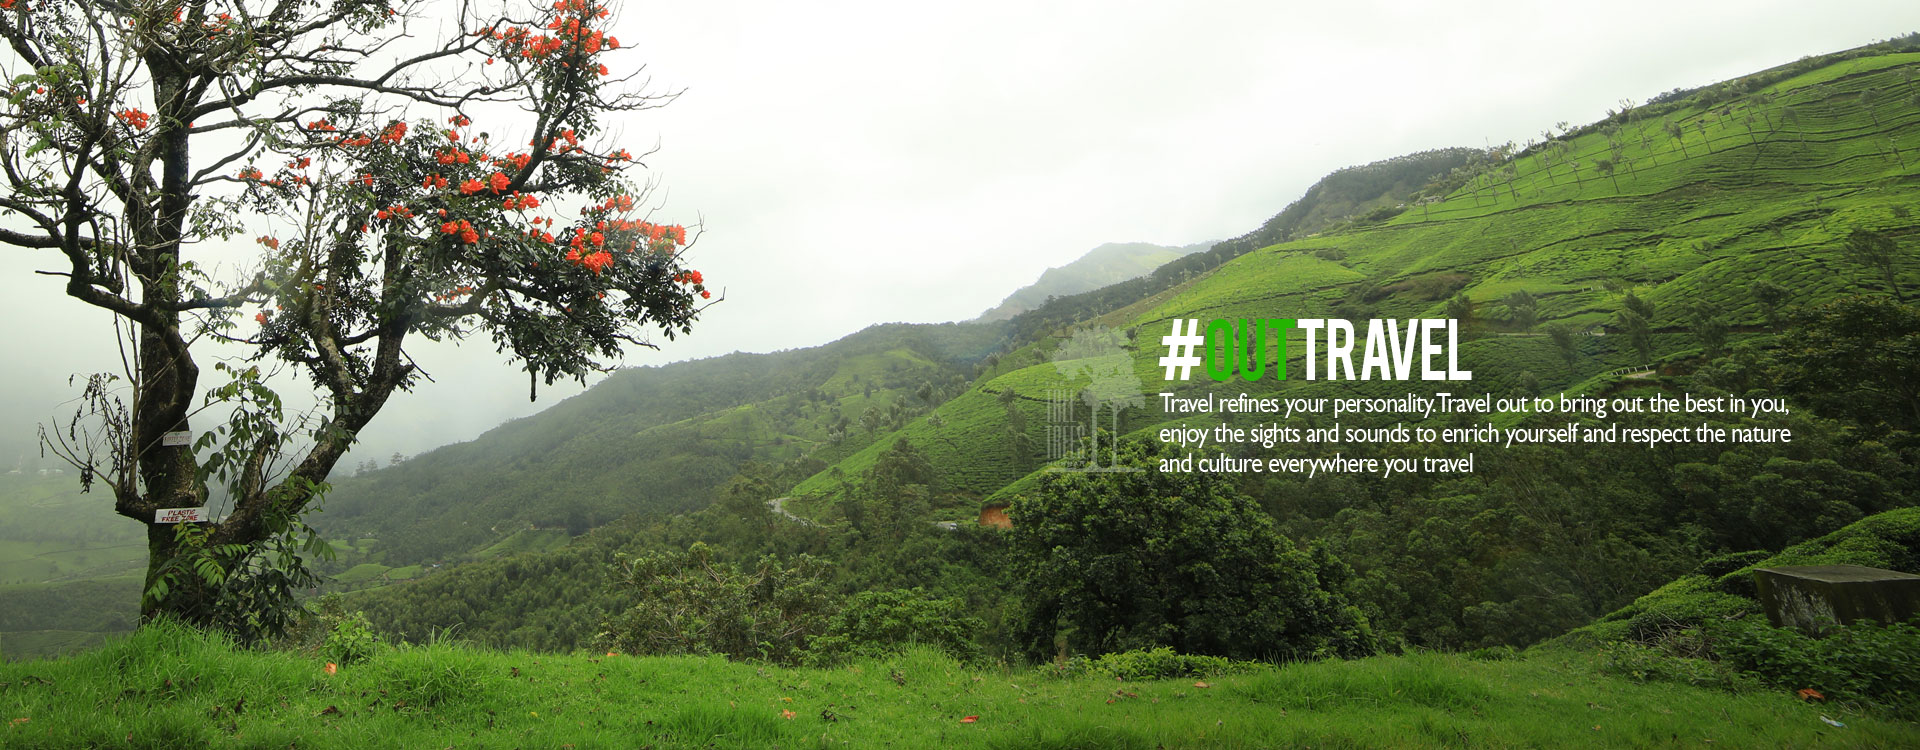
[155,508,206,524]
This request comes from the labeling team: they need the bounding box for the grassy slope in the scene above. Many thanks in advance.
[790,48,1920,512]
[314,322,1001,566]
[4,622,1915,748]
[0,476,146,660]
[0,476,145,587]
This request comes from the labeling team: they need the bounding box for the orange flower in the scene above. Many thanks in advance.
[115,109,152,129]
[779,709,796,720]
[960,716,979,724]
[324,662,337,675]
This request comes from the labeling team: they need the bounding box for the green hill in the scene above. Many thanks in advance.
[760,40,1920,655]
[0,475,144,661]
[315,321,1005,566]
[792,44,1920,510]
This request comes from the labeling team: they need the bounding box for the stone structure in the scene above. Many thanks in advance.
[1753,564,1920,633]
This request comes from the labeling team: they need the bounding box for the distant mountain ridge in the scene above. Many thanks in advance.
[973,241,1212,322]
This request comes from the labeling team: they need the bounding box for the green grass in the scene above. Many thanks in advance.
[332,563,392,583]
[3,622,1914,748]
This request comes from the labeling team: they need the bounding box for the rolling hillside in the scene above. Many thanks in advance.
[790,44,1920,509]
[313,321,1005,567]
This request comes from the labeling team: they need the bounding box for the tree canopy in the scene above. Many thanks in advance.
[1006,438,1376,662]
[1,0,710,631]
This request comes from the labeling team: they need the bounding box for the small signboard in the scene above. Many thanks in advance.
[160,431,193,447]
[155,507,206,524]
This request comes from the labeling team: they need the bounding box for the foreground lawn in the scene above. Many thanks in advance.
[3,623,1916,748]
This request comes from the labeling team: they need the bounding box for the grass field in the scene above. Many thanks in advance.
[0,476,146,587]
[2,622,1914,749]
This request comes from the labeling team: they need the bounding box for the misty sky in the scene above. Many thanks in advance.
[3,0,1918,471]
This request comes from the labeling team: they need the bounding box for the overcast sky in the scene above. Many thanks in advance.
[4,0,1918,470]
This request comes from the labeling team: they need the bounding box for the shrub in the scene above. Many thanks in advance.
[597,543,836,665]
[1091,646,1259,681]
[322,611,380,666]
[804,588,982,665]
[1708,617,1920,716]
[1007,438,1376,662]
[1597,639,1749,691]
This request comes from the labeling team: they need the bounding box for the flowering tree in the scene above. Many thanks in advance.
[0,0,712,632]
